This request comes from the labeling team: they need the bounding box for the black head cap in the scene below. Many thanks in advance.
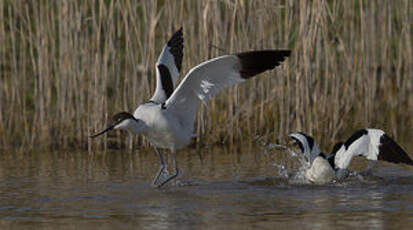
[111,112,136,124]
[89,112,136,138]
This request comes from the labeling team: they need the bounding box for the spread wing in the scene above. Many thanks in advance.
[289,132,322,164]
[163,50,291,133]
[377,133,413,165]
[150,27,183,103]
[334,129,413,169]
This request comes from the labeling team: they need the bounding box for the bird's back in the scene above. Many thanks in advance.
[305,156,335,184]
[134,103,193,150]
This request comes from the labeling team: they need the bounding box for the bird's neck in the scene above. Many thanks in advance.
[129,119,147,134]
[334,146,352,170]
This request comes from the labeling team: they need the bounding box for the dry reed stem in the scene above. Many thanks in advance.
[0,0,411,152]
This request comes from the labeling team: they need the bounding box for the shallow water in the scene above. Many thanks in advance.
[0,144,412,230]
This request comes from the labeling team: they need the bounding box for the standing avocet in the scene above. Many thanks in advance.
[289,129,413,184]
[90,27,291,187]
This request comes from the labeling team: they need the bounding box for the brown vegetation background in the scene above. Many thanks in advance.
[0,0,412,152]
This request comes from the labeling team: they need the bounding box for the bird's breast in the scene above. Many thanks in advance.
[135,104,192,150]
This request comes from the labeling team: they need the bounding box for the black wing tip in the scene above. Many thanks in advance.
[168,27,183,41]
[167,27,184,72]
[237,49,291,79]
[378,134,413,166]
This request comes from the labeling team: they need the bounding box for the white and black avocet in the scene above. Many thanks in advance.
[90,27,291,187]
[289,129,413,184]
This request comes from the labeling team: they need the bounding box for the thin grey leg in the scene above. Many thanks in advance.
[152,147,166,187]
[157,150,179,188]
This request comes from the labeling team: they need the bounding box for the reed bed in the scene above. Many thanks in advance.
[0,0,411,152]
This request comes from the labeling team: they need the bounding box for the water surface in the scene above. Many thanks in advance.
[0,144,412,229]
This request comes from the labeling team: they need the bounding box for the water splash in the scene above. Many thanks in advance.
[287,146,310,184]
[258,138,311,184]
[258,136,383,185]
[272,162,289,178]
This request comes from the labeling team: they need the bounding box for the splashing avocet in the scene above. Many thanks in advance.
[289,129,413,184]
